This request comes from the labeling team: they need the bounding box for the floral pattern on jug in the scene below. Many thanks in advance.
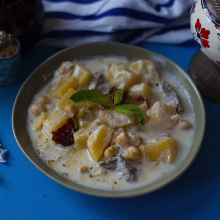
[190,0,220,65]
[191,0,197,14]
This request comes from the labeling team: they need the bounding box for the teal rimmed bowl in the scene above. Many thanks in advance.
[12,42,206,198]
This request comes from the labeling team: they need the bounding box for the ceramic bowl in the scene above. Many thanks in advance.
[190,0,220,65]
[12,42,205,198]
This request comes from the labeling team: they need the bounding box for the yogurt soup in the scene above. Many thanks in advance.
[27,56,194,191]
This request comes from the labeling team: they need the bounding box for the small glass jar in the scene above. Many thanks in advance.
[0,30,21,86]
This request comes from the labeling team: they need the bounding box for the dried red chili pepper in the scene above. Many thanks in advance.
[134,95,148,109]
[51,118,78,146]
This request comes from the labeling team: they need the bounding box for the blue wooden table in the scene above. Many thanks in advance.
[1,42,220,220]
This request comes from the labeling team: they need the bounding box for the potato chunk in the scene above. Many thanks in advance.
[99,110,138,129]
[130,60,158,80]
[74,119,101,149]
[57,88,76,109]
[129,83,151,99]
[124,146,140,161]
[72,64,92,86]
[43,110,69,140]
[49,76,78,99]
[138,137,177,163]
[34,112,48,131]
[106,64,141,90]
[57,88,93,111]
[87,125,113,161]
[149,101,180,127]
[51,63,91,98]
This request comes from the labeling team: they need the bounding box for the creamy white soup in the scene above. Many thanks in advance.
[27,56,194,191]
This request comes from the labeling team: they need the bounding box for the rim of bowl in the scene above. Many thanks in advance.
[12,42,206,198]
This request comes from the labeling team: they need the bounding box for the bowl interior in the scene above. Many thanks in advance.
[12,42,205,198]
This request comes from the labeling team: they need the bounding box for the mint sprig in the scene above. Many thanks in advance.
[114,104,145,125]
[114,89,124,105]
[70,89,145,125]
[70,89,114,108]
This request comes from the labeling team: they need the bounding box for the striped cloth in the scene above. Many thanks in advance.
[0,145,7,163]
[40,0,194,47]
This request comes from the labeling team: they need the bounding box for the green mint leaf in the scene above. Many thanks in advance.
[70,89,114,108]
[114,104,145,125]
[114,89,124,105]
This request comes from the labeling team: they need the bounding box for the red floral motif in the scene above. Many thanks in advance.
[215,24,220,31]
[195,19,210,48]
[216,61,220,65]
[191,1,197,14]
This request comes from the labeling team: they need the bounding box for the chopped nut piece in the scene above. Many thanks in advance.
[38,96,49,105]
[124,146,140,161]
[31,104,43,116]
[116,132,130,147]
[110,131,121,145]
[104,146,115,159]
[178,120,192,130]
[78,166,88,173]
[45,103,54,112]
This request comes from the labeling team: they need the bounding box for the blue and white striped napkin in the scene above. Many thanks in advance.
[40,0,194,47]
[0,143,7,163]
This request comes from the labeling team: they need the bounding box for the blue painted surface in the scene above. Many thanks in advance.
[0,42,220,220]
